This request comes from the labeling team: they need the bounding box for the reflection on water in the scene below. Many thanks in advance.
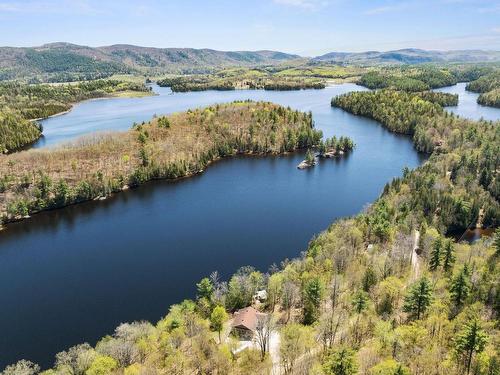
[457,228,495,243]
[0,82,496,369]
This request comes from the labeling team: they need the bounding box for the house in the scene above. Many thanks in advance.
[231,306,267,340]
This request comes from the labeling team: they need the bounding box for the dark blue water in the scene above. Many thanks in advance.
[0,83,447,369]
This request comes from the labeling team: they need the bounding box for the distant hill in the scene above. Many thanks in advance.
[313,48,500,65]
[1,43,499,82]
[0,42,301,82]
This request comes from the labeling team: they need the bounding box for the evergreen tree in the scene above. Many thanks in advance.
[494,227,500,256]
[442,240,456,272]
[454,318,488,374]
[196,277,214,301]
[362,266,377,292]
[322,347,358,375]
[449,265,471,309]
[303,277,323,325]
[352,290,369,344]
[305,149,315,165]
[429,237,442,271]
[352,290,368,314]
[403,277,433,320]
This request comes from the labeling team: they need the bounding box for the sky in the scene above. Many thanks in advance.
[0,0,499,55]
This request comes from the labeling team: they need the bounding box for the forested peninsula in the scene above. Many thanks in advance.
[157,71,326,92]
[3,85,498,375]
[0,80,151,152]
[466,70,500,108]
[0,102,324,225]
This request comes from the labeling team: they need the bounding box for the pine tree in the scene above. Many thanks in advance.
[305,149,315,165]
[322,347,358,375]
[362,266,377,292]
[196,277,214,301]
[454,318,488,374]
[429,237,442,271]
[449,265,471,308]
[494,227,500,256]
[442,239,455,272]
[352,290,368,314]
[403,277,433,320]
[303,277,323,325]
[351,290,369,344]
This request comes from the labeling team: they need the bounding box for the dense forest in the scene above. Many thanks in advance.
[358,67,456,91]
[0,111,42,153]
[356,65,496,92]
[0,80,150,152]
[0,102,323,224]
[478,89,500,108]
[2,83,498,375]
[466,70,500,108]
[157,69,326,92]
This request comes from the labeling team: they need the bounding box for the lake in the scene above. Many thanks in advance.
[0,83,496,369]
[434,82,500,121]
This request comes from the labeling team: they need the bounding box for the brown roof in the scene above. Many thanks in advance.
[231,307,266,332]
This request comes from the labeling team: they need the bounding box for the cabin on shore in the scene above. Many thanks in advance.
[231,306,267,340]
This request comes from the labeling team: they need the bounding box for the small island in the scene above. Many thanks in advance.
[297,136,355,169]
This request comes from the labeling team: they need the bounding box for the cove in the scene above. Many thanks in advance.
[1,82,494,369]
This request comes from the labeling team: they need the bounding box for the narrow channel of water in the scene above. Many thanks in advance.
[434,82,500,121]
[1,83,495,369]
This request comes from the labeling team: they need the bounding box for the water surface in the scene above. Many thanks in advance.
[434,82,500,121]
[2,83,492,369]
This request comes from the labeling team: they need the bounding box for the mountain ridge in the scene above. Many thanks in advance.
[314,48,500,64]
[1,43,499,82]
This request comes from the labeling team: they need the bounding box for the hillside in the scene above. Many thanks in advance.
[0,43,301,82]
[314,48,500,65]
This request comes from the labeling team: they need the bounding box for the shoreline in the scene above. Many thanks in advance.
[29,90,156,122]
[0,102,321,229]
[0,148,306,229]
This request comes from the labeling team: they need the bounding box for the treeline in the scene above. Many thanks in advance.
[478,89,500,108]
[0,112,42,153]
[333,89,499,233]
[465,70,500,93]
[332,90,446,151]
[0,80,150,152]
[157,76,236,92]
[0,102,322,223]
[358,65,500,94]
[157,71,326,92]
[358,67,458,92]
[318,135,355,157]
[4,95,499,374]
[466,69,500,108]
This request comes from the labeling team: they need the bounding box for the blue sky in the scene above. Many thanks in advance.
[0,0,499,55]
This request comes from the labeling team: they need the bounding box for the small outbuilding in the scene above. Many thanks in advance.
[253,289,268,303]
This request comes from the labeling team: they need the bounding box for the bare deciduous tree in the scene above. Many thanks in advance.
[255,313,275,360]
